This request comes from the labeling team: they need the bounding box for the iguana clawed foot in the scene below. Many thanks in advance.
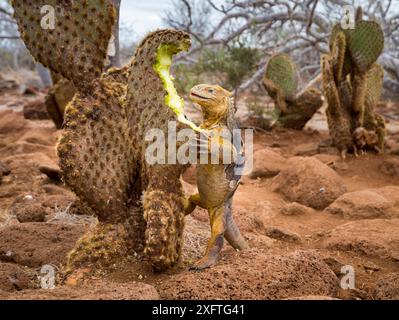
[190,254,219,271]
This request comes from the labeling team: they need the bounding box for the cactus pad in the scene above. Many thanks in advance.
[265,54,298,97]
[365,64,384,108]
[348,21,384,73]
[11,0,115,91]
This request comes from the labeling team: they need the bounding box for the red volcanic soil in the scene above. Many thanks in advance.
[0,91,398,300]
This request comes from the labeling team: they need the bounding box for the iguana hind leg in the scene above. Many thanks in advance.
[224,199,249,251]
[190,205,226,271]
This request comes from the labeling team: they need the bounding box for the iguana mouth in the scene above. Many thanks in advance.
[190,92,211,100]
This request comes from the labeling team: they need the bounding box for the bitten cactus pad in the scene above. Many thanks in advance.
[153,43,204,133]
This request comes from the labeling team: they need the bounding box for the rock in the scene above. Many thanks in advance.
[325,187,399,219]
[332,160,349,172]
[0,263,34,292]
[318,139,339,155]
[380,159,399,177]
[293,143,319,156]
[9,194,50,223]
[158,249,339,300]
[39,164,62,181]
[249,148,287,179]
[0,77,18,92]
[23,99,49,120]
[3,153,57,174]
[0,110,28,135]
[264,227,302,243]
[1,143,55,158]
[0,161,11,176]
[272,157,347,210]
[0,280,159,300]
[0,223,86,268]
[374,186,399,206]
[280,202,316,216]
[15,204,48,223]
[322,257,346,276]
[313,154,340,166]
[0,161,11,184]
[373,273,399,300]
[22,86,38,96]
[321,219,399,261]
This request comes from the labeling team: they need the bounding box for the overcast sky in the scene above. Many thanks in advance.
[120,0,174,38]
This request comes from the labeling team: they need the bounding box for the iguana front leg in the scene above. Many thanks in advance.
[191,135,238,164]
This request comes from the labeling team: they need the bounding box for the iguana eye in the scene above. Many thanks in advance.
[208,89,214,93]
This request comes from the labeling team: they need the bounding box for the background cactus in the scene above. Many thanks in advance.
[265,53,298,102]
[321,9,386,158]
[263,54,323,129]
[12,0,193,271]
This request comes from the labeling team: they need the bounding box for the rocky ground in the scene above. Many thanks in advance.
[0,85,398,300]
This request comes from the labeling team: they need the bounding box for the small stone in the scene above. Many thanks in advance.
[280,202,315,216]
[380,158,399,177]
[264,227,302,243]
[293,143,319,156]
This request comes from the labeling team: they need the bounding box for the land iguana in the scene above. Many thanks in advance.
[185,84,249,270]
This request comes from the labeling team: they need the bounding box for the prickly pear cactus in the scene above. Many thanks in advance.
[322,9,386,158]
[265,54,298,100]
[12,0,194,271]
[263,54,322,129]
[321,55,353,159]
[11,0,115,92]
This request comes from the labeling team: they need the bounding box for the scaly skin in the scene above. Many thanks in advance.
[185,84,249,270]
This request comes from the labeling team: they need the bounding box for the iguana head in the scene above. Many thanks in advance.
[189,84,233,128]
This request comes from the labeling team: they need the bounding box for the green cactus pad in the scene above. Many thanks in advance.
[11,0,115,91]
[365,64,384,107]
[330,25,352,79]
[348,21,384,73]
[265,54,298,97]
